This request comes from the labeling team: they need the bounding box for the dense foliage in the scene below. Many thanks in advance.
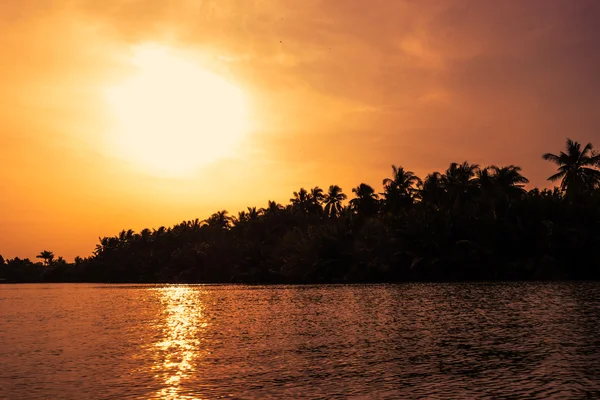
[2,138,600,283]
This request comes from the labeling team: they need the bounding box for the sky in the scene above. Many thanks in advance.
[1,0,599,260]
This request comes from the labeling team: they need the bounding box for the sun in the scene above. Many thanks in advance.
[104,44,249,176]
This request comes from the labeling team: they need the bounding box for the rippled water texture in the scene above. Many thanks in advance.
[1,283,599,399]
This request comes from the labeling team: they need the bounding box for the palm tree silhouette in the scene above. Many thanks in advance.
[474,167,497,216]
[237,210,249,223]
[291,188,312,214]
[382,165,422,212]
[246,207,261,220]
[36,250,55,266]
[140,228,152,243]
[475,167,494,190]
[204,210,232,229]
[382,165,422,195]
[323,185,347,218]
[474,165,529,217]
[310,187,324,201]
[542,138,600,197]
[350,183,379,217]
[309,186,325,215]
[421,172,445,206]
[262,201,284,216]
[491,165,529,199]
[444,161,479,186]
[442,161,480,208]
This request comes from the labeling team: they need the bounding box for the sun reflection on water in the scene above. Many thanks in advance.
[153,286,208,399]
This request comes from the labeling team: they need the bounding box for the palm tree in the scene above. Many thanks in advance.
[420,172,445,206]
[474,165,529,217]
[290,188,312,214]
[309,186,324,215]
[310,186,324,202]
[262,201,283,216]
[444,161,479,186]
[491,165,529,199]
[246,206,261,220]
[36,250,55,266]
[382,165,422,212]
[140,228,153,243]
[94,237,110,255]
[542,138,600,197]
[187,219,202,230]
[382,165,422,195]
[291,188,309,204]
[237,210,249,224]
[204,210,232,229]
[350,183,379,217]
[154,226,167,235]
[118,229,135,243]
[442,161,480,208]
[475,167,495,191]
[474,166,497,215]
[236,207,262,224]
[323,185,347,218]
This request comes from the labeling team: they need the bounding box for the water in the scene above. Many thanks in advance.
[0,283,598,399]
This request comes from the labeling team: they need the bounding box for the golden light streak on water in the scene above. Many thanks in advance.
[153,286,208,399]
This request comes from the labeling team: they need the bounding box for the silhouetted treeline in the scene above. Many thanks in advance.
[2,138,600,283]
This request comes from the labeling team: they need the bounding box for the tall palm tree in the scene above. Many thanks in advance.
[542,138,600,197]
[36,250,55,266]
[350,183,379,217]
[323,185,347,218]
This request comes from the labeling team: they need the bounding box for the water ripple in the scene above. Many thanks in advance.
[0,282,599,399]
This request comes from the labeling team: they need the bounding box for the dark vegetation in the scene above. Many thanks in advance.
[2,138,600,283]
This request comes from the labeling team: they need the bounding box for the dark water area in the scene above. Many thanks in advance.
[0,283,598,399]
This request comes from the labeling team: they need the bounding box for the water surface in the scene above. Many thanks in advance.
[0,283,599,399]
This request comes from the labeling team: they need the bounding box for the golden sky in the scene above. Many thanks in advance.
[1,0,599,260]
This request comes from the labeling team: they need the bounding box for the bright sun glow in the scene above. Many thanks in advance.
[104,44,248,176]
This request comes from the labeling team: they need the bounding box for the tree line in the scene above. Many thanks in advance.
[2,138,599,283]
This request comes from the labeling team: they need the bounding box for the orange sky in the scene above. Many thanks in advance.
[1,0,599,260]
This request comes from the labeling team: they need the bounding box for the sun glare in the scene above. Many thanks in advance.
[104,44,248,176]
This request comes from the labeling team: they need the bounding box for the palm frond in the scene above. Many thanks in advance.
[547,171,566,182]
[580,142,593,156]
[542,153,561,164]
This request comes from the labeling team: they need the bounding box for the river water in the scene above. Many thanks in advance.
[0,283,598,399]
